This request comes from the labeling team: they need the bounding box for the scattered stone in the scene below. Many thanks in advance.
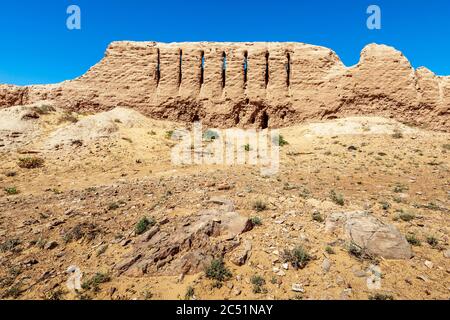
[424,260,433,269]
[232,288,241,296]
[230,241,252,266]
[322,259,331,273]
[282,263,289,270]
[44,241,58,250]
[291,283,305,293]
[443,249,450,259]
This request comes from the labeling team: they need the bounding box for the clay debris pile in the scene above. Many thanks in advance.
[115,198,254,277]
[0,42,448,131]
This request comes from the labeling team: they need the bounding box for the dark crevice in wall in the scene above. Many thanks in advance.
[192,114,200,122]
[261,111,269,129]
[265,51,270,88]
[286,52,291,87]
[156,48,161,86]
[178,49,183,87]
[200,51,205,86]
[222,52,227,88]
[243,51,248,87]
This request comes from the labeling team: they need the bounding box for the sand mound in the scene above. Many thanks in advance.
[304,117,418,137]
[0,104,47,151]
[45,107,148,149]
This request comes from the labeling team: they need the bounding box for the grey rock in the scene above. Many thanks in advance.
[326,211,412,260]
[322,259,331,273]
[230,241,252,266]
[44,241,58,250]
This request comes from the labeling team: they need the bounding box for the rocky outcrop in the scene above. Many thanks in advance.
[326,211,412,260]
[1,42,449,131]
[115,209,253,276]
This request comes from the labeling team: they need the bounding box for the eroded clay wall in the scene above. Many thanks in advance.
[0,41,448,131]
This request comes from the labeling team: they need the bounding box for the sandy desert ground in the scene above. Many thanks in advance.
[0,102,449,300]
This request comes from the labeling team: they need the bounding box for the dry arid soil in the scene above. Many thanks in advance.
[0,103,449,300]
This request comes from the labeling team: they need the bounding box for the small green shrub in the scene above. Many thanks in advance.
[330,190,344,206]
[397,211,415,222]
[4,187,18,195]
[0,239,21,253]
[252,200,267,212]
[250,275,267,294]
[426,236,439,248]
[205,258,232,282]
[380,201,391,211]
[135,217,156,235]
[281,246,311,270]
[184,286,195,300]
[81,272,110,291]
[325,246,335,254]
[18,157,44,169]
[273,134,289,146]
[250,216,262,226]
[406,234,421,246]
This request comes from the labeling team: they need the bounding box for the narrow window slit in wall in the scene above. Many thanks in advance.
[261,111,269,129]
[286,52,291,87]
[156,49,161,86]
[222,52,227,88]
[243,51,248,85]
[200,51,205,86]
[178,49,183,86]
[265,51,270,88]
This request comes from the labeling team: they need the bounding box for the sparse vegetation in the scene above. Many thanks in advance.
[203,130,220,141]
[4,187,18,195]
[312,211,324,222]
[17,157,44,169]
[325,246,335,254]
[281,246,311,270]
[426,236,439,248]
[250,216,262,226]
[250,275,267,294]
[81,272,110,291]
[62,223,99,243]
[165,130,174,139]
[273,134,289,146]
[369,293,394,300]
[5,171,16,177]
[347,242,364,259]
[244,144,251,151]
[380,201,391,211]
[58,112,78,124]
[393,183,408,193]
[397,211,415,222]
[330,190,344,206]
[252,200,267,212]
[406,234,421,246]
[184,286,195,300]
[392,129,403,139]
[135,217,156,235]
[205,258,232,282]
[0,239,21,253]
[33,104,55,115]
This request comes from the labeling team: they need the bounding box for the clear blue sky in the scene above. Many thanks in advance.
[1,0,449,85]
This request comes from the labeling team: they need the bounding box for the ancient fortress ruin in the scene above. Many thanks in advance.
[0,42,449,131]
